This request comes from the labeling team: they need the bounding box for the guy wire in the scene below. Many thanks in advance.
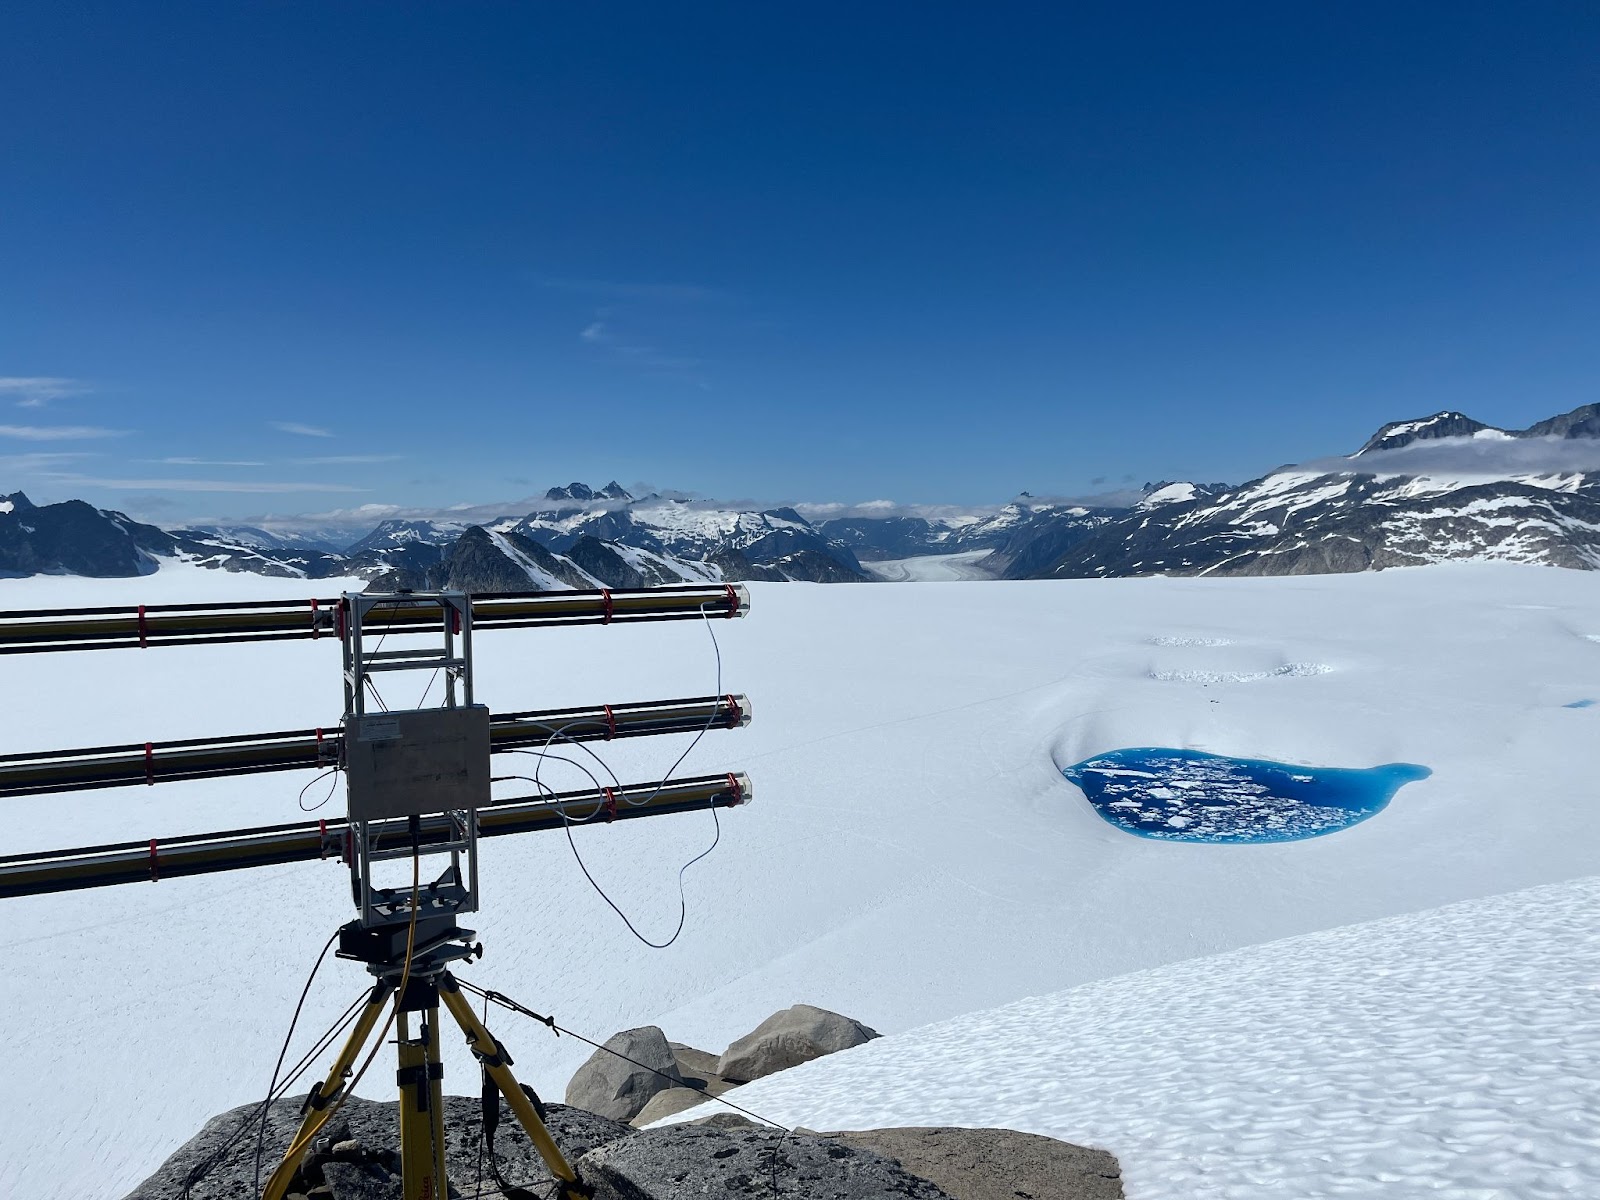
[454,980,800,1199]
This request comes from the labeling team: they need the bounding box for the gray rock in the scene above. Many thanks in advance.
[631,1086,712,1126]
[668,1042,724,1081]
[718,1004,881,1084]
[829,1127,1124,1200]
[123,1095,632,1200]
[321,1159,399,1200]
[576,1124,953,1199]
[564,1026,684,1122]
[685,1111,765,1130]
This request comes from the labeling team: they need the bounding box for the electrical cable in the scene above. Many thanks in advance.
[454,981,799,1199]
[269,845,421,1180]
[473,987,490,1200]
[297,767,340,812]
[248,927,340,1193]
[498,600,730,948]
[176,987,366,1199]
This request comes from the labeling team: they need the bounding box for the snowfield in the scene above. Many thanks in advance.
[663,876,1600,1199]
[1,562,1598,1197]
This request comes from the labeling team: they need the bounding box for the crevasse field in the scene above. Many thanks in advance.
[2,562,1598,1198]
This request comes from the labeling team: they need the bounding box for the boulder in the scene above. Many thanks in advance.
[631,1086,713,1126]
[576,1123,953,1199]
[717,1004,880,1084]
[668,1042,724,1081]
[564,1025,683,1122]
[829,1127,1124,1200]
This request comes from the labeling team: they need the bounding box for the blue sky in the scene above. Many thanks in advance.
[2,2,1598,523]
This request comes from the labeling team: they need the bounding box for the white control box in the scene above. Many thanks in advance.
[344,706,491,821]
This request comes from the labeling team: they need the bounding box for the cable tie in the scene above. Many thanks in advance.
[723,583,739,618]
[137,604,148,649]
[148,838,159,881]
[144,741,154,786]
[309,598,320,639]
[601,589,613,624]
[602,704,616,741]
[603,787,617,823]
[727,772,744,805]
[319,818,328,859]
[725,693,742,728]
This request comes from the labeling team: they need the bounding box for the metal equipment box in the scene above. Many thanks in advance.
[344,706,491,821]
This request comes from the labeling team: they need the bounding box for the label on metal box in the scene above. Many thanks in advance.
[357,714,402,742]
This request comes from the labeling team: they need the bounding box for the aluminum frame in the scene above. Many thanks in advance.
[341,591,483,928]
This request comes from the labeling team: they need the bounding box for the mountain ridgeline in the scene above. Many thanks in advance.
[5,404,1600,590]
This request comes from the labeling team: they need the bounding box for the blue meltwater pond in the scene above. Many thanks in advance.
[1062,748,1431,843]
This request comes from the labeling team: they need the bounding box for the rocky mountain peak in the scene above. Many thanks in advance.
[1524,403,1600,440]
[546,482,596,502]
[1353,411,1492,456]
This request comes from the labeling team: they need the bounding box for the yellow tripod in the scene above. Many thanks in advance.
[261,930,588,1200]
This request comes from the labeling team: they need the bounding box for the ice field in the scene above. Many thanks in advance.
[2,562,1598,1197]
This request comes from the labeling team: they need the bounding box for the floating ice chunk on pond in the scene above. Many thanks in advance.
[1061,748,1430,844]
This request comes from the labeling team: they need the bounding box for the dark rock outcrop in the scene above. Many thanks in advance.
[576,1123,953,1199]
[122,1095,630,1200]
[130,1094,1124,1200]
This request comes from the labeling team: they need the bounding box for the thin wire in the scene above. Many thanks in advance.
[271,846,421,1175]
[297,767,340,812]
[473,988,489,1200]
[359,619,393,712]
[456,980,799,1200]
[177,986,366,1198]
[248,928,340,1191]
[416,666,440,708]
[492,600,730,948]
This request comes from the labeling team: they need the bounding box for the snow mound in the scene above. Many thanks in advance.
[684,876,1600,1199]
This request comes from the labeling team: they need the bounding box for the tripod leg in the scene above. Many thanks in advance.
[261,979,395,1200]
[395,999,450,1200]
[438,973,589,1199]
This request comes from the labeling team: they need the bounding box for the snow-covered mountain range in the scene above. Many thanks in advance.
[985,403,1600,578]
[5,403,1600,588]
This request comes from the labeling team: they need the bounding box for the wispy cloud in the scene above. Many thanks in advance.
[292,454,406,465]
[1295,434,1600,478]
[0,377,88,408]
[0,452,99,474]
[579,318,705,374]
[270,421,334,438]
[43,474,366,494]
[539,277,730,303]
[0,424,128,441]
[143,457,267,467]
